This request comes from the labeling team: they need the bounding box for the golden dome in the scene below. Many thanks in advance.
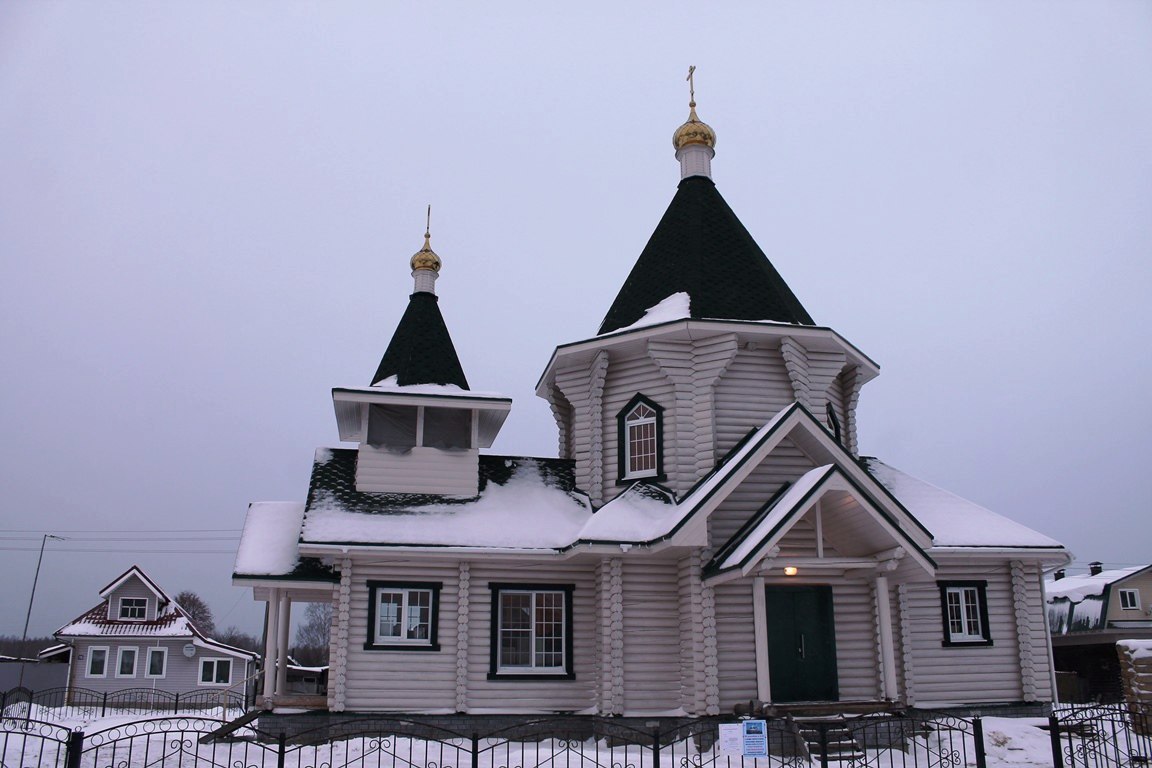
[673,103,716,151]
[410,233,441,272]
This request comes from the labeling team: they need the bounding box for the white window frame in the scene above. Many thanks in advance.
[86,646,109,678]
[115,646,138,678]
[1118,588,1141,610]
[366,582,440,650]
[940,581,991,646]
[623,401,658,479]
[198,657,232,687]
[145,647,168,678]
[118,597,148,620]
[491,586,572,677]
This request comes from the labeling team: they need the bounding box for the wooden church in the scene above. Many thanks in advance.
[234,81,1069,718]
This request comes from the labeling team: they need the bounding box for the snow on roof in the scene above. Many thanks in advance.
[235,502,307,576]
[577,484,675,541]
[611,292,691,334]
[56,602,194,638]
[344,377,509,399]
[302,460,591,549]
[1046,566,1145,602]
[863,458,1065,550]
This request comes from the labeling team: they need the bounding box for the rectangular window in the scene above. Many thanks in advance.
[119,597,147,620]
[86,647,108,678]
[365,582,441,651]
[939,581,992,646]
[145,647,167,678]
[116,647,138,678]
[489,583,574,679]
[1119,589,1141,610]
[198,658,232,686]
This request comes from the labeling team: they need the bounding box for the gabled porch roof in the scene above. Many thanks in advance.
[702,464,936,583]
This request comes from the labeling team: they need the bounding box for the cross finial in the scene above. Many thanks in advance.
[686,65,696,107]
[425,204,432,241]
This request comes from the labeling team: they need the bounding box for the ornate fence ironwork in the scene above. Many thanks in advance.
[2,705,1151,768]
[0,685,248,720]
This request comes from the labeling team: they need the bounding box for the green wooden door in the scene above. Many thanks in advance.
[765,585,839,702]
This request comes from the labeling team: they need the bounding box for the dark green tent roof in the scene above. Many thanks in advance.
[598,175,815,335]
[371,292,470,389]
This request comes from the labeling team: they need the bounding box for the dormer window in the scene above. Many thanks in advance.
[119,597,147,620]
[617,395,664,482]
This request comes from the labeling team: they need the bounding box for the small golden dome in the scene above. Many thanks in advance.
[410,233,441,272]
[673,103,716,151]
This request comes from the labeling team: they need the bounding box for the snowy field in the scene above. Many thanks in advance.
[3,706,1147,768]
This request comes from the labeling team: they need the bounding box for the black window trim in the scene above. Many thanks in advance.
[364,580,443,652]
[938,580,993,647]
[615,393,666,485]
[487,582,575,681]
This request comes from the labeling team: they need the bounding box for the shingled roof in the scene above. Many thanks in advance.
[598,175,815,335]
[371,292,470,389]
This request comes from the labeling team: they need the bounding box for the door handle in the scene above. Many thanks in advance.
[799,634,806,659]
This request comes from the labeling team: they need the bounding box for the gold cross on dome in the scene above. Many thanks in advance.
[686,65,696,105]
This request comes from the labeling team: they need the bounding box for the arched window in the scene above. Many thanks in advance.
[617,394,664,482]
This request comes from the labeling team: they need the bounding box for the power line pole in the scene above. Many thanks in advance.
[17,533,64,690]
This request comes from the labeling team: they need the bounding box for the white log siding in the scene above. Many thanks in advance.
[902,560,1042,706]
[330,557,352,711]
[707,439,816,549]
[714,348,796,456]
[355,446,479,496]
[546,387,575,461]
[678,553,707,715]
[598,353,676,502]
[714,579,759,708]
[595,557,625,715]
[646,335,740,496]
[552,351,610,505]
[833,580,884,701]
[466,562,598,713]
[620,559,682,714]
[108,577,159,621]
[342,560,461,712]
[839,367,866,456]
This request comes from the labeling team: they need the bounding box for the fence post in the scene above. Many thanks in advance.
[174,692,181,714]
[1048,715,1063,768]
[101,691,108,717]
[818,724,829,768]
[471,732,479,768]
[972,716,987,768]
[278,732,287,768]
[65,729,85,768]
[652,726,662,768]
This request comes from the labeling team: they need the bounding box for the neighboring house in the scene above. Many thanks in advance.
[1046,562,1152,702]
[234,93,1070,718]
[53,566,258,701]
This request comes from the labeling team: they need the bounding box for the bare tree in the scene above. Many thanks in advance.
[174,591,216,637]
[215,625,262,653]
[292,603,332,666]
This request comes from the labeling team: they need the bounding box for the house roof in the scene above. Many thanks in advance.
[98,565,169,604]
[298,448,591,549]
[1046,565,1149,602]
[233,501,338,582]
[597,175,814,335]
[56,567,259,659]
[371,292,469,389]
[862,458,1066,550]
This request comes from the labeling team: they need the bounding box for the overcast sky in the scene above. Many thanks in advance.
[1,2,1150,639]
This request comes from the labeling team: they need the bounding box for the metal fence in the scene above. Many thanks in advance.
[1,685,247,719]
[1,705,1149,768]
